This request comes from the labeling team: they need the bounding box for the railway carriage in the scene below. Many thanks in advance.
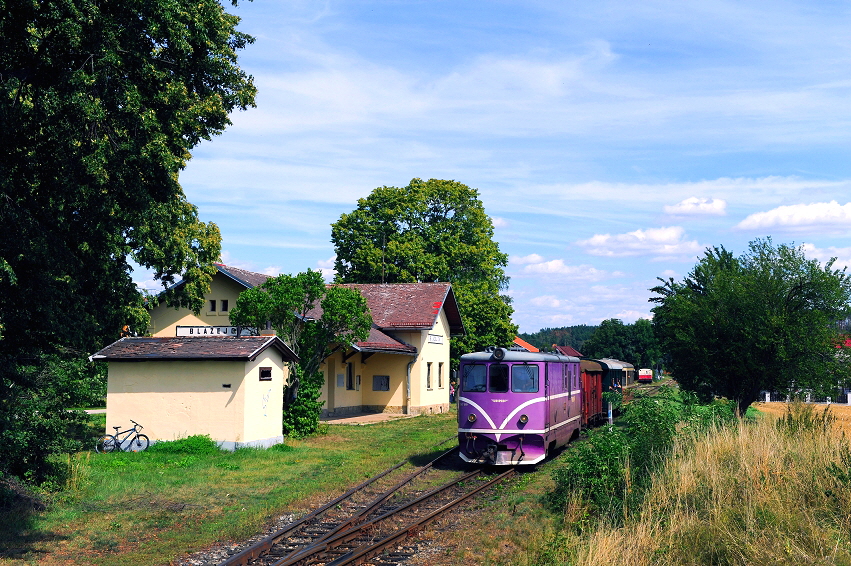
[638,368,653,383]
[457,347,581,465]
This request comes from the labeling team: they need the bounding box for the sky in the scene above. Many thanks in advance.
[139,0,851,333]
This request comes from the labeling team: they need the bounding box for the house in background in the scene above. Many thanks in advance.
[145,263,465,416]
[512,336,539,352]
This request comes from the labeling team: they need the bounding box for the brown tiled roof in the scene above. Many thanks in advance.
[214,263,272,288]
[554,344,583,357]
[89,336,298,362]
[337,283,464,334]
[356,327,417,354]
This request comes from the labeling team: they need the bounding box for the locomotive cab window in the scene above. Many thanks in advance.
[462,364,487,392]
[511,364,539,393]
[489,364,509,393]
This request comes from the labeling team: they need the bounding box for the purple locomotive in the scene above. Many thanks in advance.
[458,347,582,465]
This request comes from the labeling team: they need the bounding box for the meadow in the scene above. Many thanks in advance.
[0,412,457,565]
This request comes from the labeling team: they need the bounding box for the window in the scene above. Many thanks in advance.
[426,362,433,389]
[208,299,217,313]
[438,362,444,388]
[220,299,229,313]
[563,365,568,390]
[462,364,486,392]
[259,367,272,381]
[346,363,355,390]
[373,375,390,391]
[489,364,509,393]
[511,364,539,393]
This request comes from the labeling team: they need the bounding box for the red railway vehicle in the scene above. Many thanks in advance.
[638,368,653,383]
[580,359,604,425]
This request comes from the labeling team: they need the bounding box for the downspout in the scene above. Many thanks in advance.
[405,360,415,415]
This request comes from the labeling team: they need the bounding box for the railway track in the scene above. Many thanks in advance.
[219,447,514,566]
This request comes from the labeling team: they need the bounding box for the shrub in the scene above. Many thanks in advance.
[146,435,222,455]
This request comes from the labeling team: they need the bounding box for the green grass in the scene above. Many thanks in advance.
[0,411,457,565]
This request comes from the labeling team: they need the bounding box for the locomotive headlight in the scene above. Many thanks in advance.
[519,414,529,424]
[467,413,477,423]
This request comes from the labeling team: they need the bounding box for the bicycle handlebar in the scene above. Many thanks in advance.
[129,419,143,430]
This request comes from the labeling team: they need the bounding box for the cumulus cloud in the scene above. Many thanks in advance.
[736,201,851,230]
[577,226,703,259]
[530,295,563,308]
[511,253,545,265]
[316,256,337,281]
[262,266,282,276]
[490,216,510,228]
[664,197,727,216]
[522,259,611,281]
[661,269,679,278]
[801,243,851,271]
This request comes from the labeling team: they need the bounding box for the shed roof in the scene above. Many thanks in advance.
[90,336,298,362]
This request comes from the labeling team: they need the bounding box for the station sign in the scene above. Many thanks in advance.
[175,326,256,337]
[427,334,444,344]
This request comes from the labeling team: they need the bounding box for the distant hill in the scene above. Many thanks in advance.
[518,325,598,354]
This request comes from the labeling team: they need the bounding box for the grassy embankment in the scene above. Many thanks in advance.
[0,411,456,566]
[437,400,851,565]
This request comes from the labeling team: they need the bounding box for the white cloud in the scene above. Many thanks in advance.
[664,197,727,216]
[736,201,851,230]
[522,259,611,281]
[316,256,337,281]
[530,295,563,308]
[577,226,703,259]
[661,269,678,278]
[801,243,851,271]
[491,216,510,228]
[511,253,545,265]
[262,266,282,276]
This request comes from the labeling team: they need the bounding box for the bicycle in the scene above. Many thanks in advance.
[96,420,149,453]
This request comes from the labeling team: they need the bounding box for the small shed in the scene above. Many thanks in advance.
[90,336,299,450]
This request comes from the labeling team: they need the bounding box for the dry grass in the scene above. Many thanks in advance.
[755,401,851,436]
[569,410,851,566]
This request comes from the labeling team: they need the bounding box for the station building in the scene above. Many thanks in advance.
[143,263,464,417]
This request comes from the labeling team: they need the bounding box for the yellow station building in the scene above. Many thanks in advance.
[94,263,464,445]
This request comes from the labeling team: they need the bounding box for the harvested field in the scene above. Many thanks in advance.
[754,401,851,435]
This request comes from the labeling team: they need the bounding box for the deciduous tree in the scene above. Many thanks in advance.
[331,178,517,363]
[0,0,255,481]
[651,239,851,414]
[229,270,373,436]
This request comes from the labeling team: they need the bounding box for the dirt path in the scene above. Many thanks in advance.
[753,401,851,435]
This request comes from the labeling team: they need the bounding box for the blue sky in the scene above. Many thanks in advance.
[139,0,851,333]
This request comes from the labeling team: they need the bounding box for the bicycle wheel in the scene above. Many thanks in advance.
[129,434,149,452]
[96,435,118,453]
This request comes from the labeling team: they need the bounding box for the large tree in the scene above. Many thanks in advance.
[229,270,373,436]
[581,318,662,370]
[331,178,517,362]
[651,239,851,414]
[0,0,255,480]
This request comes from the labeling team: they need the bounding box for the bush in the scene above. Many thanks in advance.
[146,435,222,455]
[549,427,631,515]
[550,386,734,520]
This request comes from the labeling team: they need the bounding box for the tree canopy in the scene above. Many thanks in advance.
[229,270,372,436]
[651,239,851,413]
[0,0,256,480]
[518,325,598,353]
[581,318,662,370]
[331,178,517,362]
